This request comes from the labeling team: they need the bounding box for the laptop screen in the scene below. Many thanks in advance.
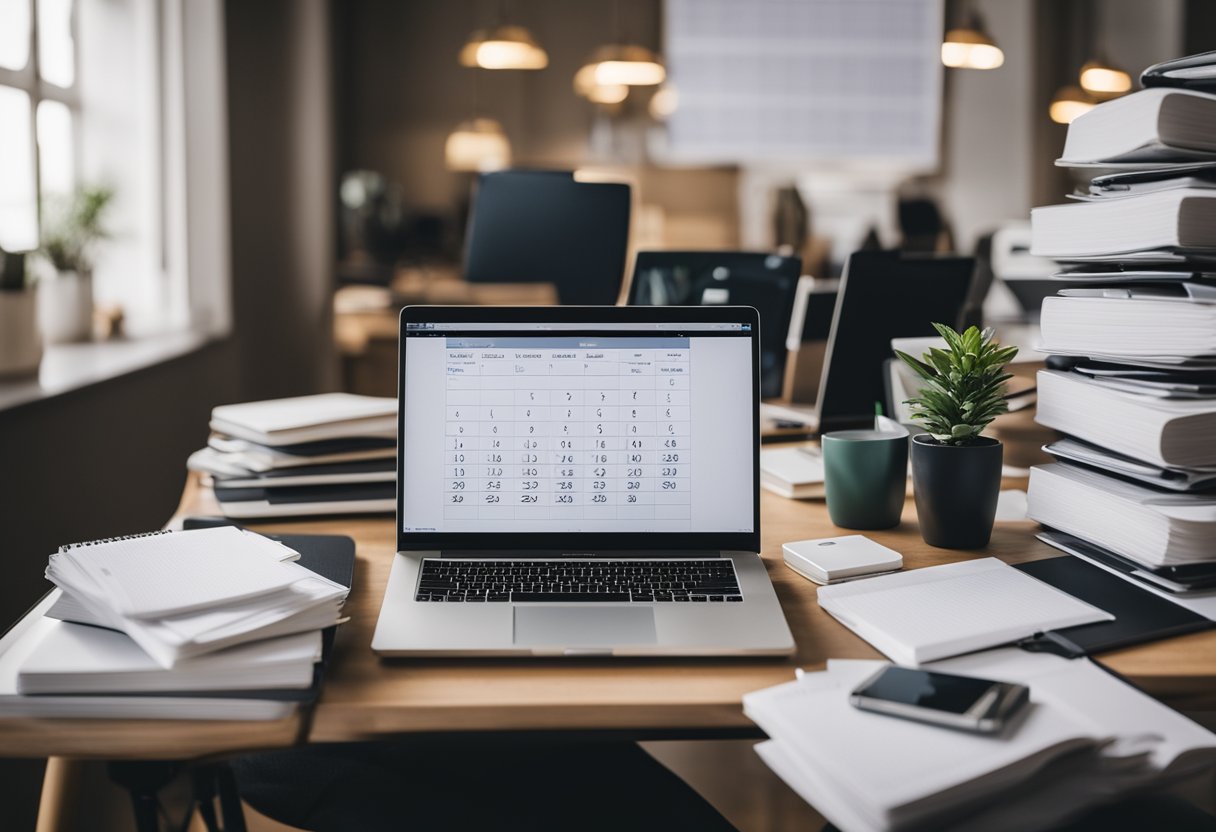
[398,309,759,551]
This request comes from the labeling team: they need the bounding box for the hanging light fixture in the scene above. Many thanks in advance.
[1079,59,1131,95]
[459,24,548,70]
[574,0,666,105]
[444,117,512,172]
[573,64,628,105]
[585,44,666,86]
[941,0,1004,70]
[1049,85,1095,125]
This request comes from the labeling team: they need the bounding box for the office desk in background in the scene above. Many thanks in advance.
[333,276,560,397]
[5,471,1214,770]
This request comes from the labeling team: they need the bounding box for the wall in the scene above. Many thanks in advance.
[227,0,338,398]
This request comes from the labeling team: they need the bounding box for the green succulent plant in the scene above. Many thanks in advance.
[39,184,115,275]
[894,323,1019,446]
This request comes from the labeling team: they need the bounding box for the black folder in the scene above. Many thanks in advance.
[1014,555,1212,659]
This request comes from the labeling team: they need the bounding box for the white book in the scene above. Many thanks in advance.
[18,615,321,694]
[816,558,1111,666]
[760,446,825,499]
[1058,87,1216,165]
[210,393,397,446]
[1030,188,1216,258]
[189,442,397,476]
[1027,463,1216,567]
[745,650,1216,832]
[46,527,308,620]
[0,596,296,720]
[1035,370,1216,468]
[1039,295,1216,359]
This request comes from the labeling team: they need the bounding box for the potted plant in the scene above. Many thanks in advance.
[895,324,1018,549]
[0,247,42,378]
[38,184,115,343]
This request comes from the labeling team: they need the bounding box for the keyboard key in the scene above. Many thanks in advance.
[512,592,631,603]
[726,595,743,602]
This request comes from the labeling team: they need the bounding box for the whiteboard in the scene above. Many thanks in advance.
[662,0,944,170]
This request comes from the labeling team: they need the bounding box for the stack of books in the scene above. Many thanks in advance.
[744,649,1216,832]
[188,393,397,518]
[0,526,352,719]
[1027,64,1216,609]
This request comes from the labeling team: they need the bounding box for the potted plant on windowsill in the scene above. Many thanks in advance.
[0,247,42,379]
[895,324,1018,549]
[38,184,115,344]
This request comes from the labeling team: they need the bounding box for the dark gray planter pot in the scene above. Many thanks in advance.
[911,434,1003,549]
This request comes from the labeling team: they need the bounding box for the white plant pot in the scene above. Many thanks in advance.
[39,270,94,344]
[0,289,43,378]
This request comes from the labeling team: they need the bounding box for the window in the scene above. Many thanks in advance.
[0,0,231,338]
[0,0,78,253]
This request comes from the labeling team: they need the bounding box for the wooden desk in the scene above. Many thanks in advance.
[4,475,1215,763]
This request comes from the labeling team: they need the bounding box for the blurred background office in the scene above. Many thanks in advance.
[1,0,1216,827]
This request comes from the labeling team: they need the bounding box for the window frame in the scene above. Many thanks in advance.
[0,0,82,244]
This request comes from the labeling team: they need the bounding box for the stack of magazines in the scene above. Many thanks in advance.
[0,526,351,719]
[1027,52,1216,612]
[188,393,397,518]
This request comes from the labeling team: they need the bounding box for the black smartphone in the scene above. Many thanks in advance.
[849,665,1030,734]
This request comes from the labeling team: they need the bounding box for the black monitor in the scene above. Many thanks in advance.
[816,251,975,432]
[463,170,631,306]
[627,251,802,399]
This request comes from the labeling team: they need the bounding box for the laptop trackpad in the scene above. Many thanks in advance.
[513,606,657,646]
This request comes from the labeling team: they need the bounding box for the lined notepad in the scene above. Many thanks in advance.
[817,558,1113,665]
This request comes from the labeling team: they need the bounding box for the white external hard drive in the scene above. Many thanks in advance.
[782,535,903,585]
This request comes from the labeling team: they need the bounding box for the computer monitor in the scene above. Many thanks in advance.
[463,170,631,306]
[627,251,802,399]
[815,251,975,432]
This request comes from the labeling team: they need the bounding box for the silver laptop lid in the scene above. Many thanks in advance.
[396,306,761,554]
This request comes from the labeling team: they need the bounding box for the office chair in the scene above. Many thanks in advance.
[463,170,631,305]
[627,250,802,399]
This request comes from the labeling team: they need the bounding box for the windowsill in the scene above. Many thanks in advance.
[0,329,220,413]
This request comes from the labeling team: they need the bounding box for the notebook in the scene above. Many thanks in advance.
[46,526,309,619]
[760,446,826,499]
[816,558,1113,665]
[210,393,396,446]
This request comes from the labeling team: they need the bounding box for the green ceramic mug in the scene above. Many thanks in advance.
[822,429,909,530]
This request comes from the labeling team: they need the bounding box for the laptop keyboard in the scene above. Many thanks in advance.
[415,559,743,603]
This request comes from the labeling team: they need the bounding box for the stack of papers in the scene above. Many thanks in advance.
[745,649,1216,832]
[0,527,351,720]
[42,526,348,667]
[187,393,397,518]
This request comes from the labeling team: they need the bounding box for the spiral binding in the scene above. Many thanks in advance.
[57,529,173,553]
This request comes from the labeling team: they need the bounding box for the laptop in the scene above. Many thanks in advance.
[626,251,802,400]
[372,305,795,657]
[761,250,975,434]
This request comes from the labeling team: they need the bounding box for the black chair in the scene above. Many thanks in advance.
[627,250,802,399]
[463,170,631,305]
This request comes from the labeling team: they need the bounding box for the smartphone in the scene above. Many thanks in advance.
[849,665,1030,734]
